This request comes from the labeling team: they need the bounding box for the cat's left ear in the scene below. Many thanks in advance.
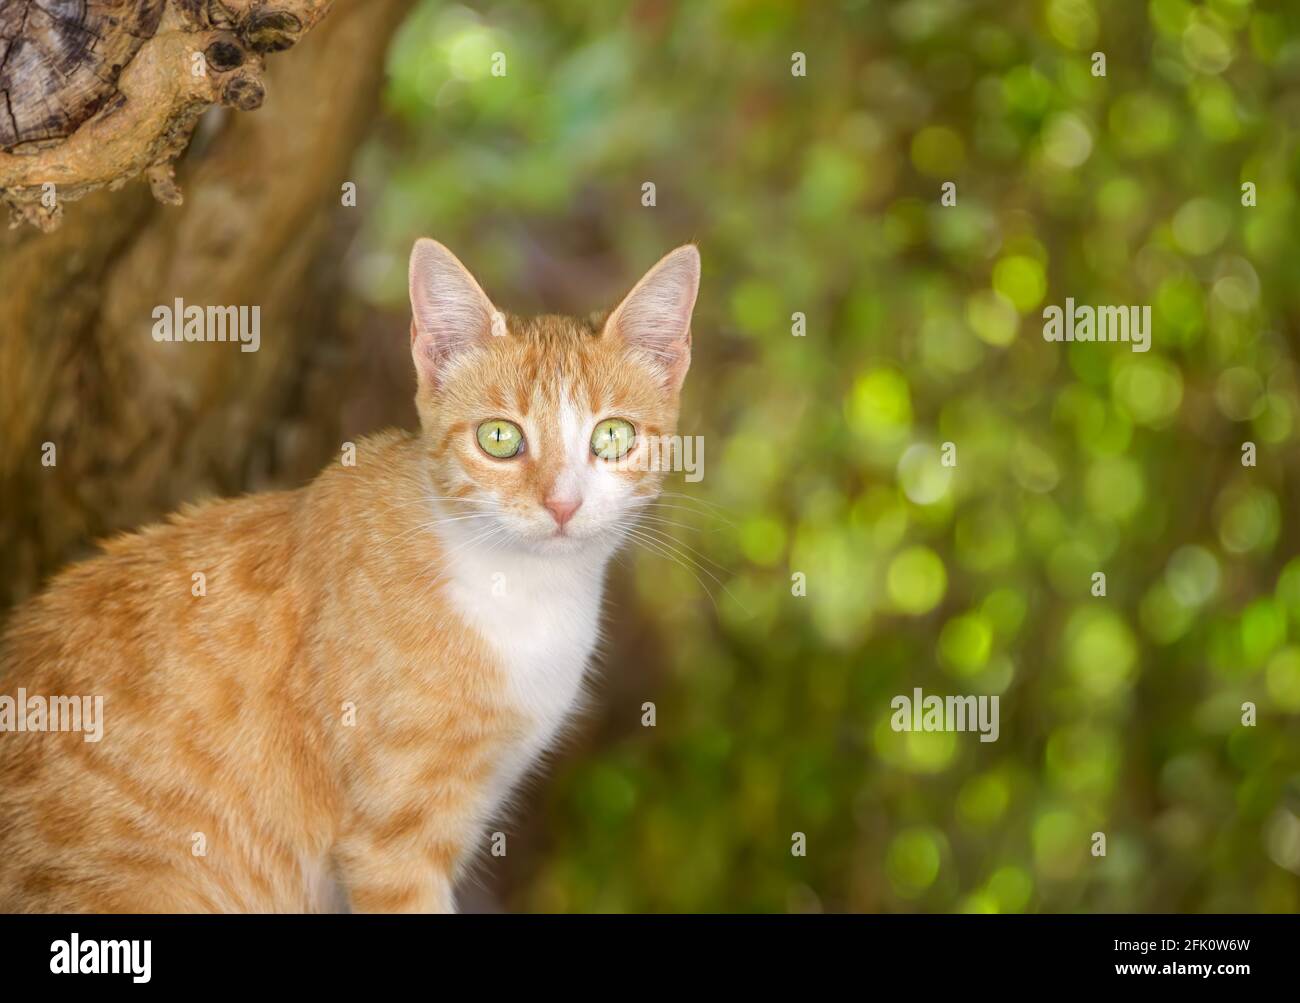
[408,238,502,390]
[603,244,700,392]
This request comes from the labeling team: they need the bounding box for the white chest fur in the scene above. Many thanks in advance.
[438,535,611,814]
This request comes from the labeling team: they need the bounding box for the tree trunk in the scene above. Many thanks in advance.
[0,0,415,615]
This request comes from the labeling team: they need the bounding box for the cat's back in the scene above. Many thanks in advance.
[1,485,306,684]
[0,484,337,912]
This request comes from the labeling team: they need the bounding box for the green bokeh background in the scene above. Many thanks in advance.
[354,0,1300,912]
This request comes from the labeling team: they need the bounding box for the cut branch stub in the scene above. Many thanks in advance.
[221,71,266,111]
[0,0,337,230]
[205,36,247,72]
[241,9,304,52]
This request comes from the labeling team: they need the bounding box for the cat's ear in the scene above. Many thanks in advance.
[603,244,700,391]
[408,238,502,389]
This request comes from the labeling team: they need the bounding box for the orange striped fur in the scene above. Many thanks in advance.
[0,240,700,912]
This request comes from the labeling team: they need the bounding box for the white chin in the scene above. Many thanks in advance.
[517,529,587,555]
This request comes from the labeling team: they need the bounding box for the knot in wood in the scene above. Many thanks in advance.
[221,72,265,112]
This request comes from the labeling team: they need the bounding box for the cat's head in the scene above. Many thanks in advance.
[407,239,700,556]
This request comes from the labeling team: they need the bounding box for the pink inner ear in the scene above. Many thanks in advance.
[606,246,700,389]
[408,239,498,387]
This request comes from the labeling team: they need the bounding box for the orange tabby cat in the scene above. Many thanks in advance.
[0,239,700,913]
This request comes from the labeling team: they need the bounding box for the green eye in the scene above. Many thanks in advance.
[477,420,524,458]
[591,418,636,460]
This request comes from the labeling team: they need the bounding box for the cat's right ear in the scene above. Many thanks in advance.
[408,238,501,389]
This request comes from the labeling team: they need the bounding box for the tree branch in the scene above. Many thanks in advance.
[0,0,336,230]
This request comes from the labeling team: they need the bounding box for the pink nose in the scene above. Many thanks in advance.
[544,497,582,529]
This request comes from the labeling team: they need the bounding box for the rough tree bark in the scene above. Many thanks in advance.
[0,1,343,229]
[0,0,415,615]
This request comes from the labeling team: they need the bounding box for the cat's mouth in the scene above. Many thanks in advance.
[541,527,586,549]
[524,523,598,555]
